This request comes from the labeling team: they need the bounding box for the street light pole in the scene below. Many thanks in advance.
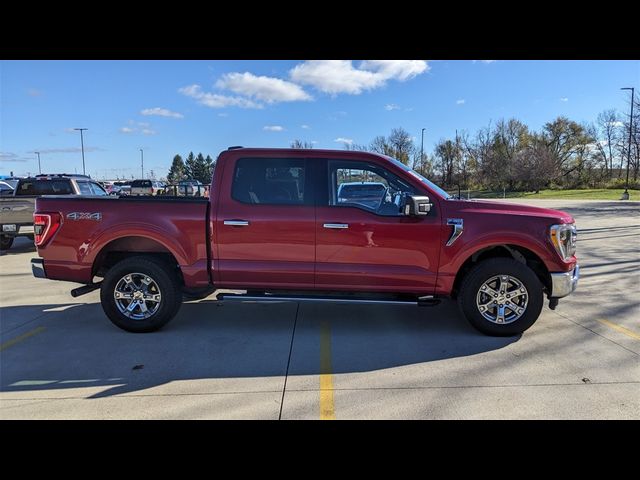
[74,128,88,175]
[420,128,426,170]
[140,149,144,178]
[35,151,41,174]
[621,87,635,199]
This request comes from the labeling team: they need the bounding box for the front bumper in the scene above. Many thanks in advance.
[31,258,46,279]
[549,264,579,298]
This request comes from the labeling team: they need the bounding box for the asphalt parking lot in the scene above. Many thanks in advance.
[1,199,639,419]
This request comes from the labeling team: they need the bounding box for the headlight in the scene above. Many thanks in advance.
[550,223,577,260]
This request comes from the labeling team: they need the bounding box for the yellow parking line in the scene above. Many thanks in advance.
[598,319,640,340]
[0,326,46,352]
[320,321,336,420]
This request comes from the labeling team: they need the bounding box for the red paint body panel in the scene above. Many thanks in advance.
[35,196,209,287]
[214,151,315,289]
[35,148,577,298]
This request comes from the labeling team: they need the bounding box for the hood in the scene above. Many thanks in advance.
[445,198,574,224]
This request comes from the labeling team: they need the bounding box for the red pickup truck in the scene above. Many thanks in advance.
[31,147,578,336]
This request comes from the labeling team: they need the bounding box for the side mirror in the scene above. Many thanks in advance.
[403,195,432,216]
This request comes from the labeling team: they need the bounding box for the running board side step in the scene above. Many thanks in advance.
[216,293,440,307]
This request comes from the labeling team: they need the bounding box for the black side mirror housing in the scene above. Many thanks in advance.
[403,195,432,216]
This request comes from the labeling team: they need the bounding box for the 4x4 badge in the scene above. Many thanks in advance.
[66,212,102,221]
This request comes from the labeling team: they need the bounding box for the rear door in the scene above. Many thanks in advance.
[215,155,316,289]
[315,158,441,294]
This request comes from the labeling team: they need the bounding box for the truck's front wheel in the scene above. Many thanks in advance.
[458,258,543,336]
[100,256,183,333]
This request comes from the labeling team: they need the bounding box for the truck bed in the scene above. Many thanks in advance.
[34,195,211,287]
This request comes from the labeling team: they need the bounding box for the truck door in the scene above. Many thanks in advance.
[215,156,316,289]
[315,158,441,294]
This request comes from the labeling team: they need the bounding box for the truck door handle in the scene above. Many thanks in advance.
[323,223,349,229]
[223,220,250,226]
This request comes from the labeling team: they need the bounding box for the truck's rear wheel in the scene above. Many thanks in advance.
[0,236,14,251]
[458,258,543,336]
[100,256,182,332]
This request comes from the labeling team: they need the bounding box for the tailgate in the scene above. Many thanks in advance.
[0,197,36,228]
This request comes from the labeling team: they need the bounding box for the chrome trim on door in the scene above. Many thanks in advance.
[323,223,349,229]
[223,220,249,226]
[446,218,464,246]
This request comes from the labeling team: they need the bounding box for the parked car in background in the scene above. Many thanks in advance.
[112,181,131,196]
[130,180,166,196]
[130,179,153,196]
[0,180,15,196]
[0,174,107,250]
[337,181,389,210]
[177,180,205,196]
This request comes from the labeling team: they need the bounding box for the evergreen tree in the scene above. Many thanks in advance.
[184,151,197,180]
[167,154,186,183]
[204,155,215,183]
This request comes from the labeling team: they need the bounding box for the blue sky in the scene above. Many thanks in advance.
[1,60,638,179]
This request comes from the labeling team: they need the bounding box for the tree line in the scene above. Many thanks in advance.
[167,152,215,184]
[291,103,639,192]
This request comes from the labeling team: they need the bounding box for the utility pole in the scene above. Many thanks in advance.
[74,128,88,175]
[140,149,144,178]
[420,128,426,171]
[35,151,41,174]
[621,87,635,200]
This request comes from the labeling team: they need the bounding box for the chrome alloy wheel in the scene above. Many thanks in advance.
[113,272,162,320]
[475,274,529,324]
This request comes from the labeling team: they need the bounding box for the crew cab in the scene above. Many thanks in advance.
[31,148,578,336]
[0,174,107,250]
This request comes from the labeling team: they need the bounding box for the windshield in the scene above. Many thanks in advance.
[385,156,451,199]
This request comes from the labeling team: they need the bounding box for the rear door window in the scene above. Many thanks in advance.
[232,157,310,205]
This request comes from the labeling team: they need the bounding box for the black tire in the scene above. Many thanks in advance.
[0,236,14,251]
[458,257,544,336]
[100,256,183,333]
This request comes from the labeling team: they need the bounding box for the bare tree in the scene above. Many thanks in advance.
[595,109,621,177]
[290,140,314,149]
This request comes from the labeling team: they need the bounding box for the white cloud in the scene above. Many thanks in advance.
[360,60,429,81]
[456,99,465,105]
[610,121,624,127]
[0,152,28,162]
[290,60,429,95]
[385,103,401,111]
[560,97,569,102]
[142,128,156,135]
[301,124,310,129]
[64,127,76,133]
[216,72,311,103]
[218,113,229,117]
[29,147,101,154]
[334,137,354,145]
[140,107,184,118]
[178,84,262,109]
[137,122,150,127]
[263,125,284,132]
[480,60,496,64]
[120,127,135,134]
